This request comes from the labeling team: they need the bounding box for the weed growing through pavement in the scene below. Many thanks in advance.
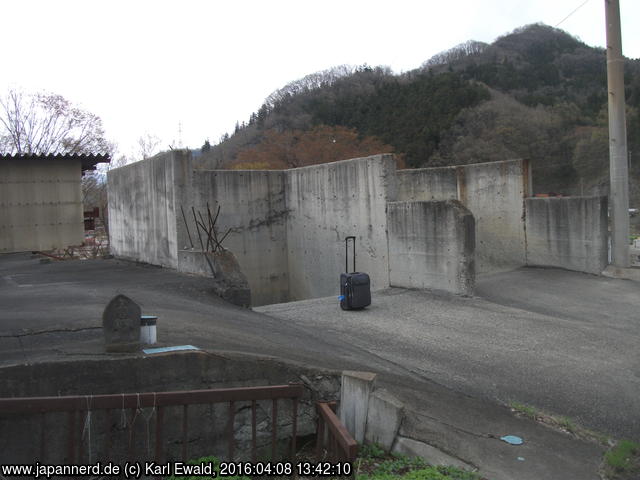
[603,440,640,480]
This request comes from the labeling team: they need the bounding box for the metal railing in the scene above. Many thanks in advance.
[0,384,303,464]
[315,401,358,463]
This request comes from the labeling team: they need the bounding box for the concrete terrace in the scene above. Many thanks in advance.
[1,253,638,479]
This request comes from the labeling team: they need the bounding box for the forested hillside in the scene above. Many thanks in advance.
[205,23,640,203]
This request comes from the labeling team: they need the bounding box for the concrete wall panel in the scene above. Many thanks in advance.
[185,170,289,306]
[387,201,475,295]
[397,159,528,274]
[460,160,528,274]
[525,196,608,274]
[396,167,458,202]
[107,153,178,268]
[285,155,396,301]
[0,159,83,253]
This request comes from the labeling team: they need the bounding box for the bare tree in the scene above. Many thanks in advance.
[0,89,110,155]
[137,133,161,159]
[422,40,488,69]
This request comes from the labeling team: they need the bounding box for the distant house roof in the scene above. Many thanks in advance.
[0,153,110,172]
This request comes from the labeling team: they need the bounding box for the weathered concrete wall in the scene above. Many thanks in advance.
[185,170,289,306]
[525,196,608,274]
[387,201,475,295]
[107,153,179,268]
[399,159,529,274]
[339,371,376,444]
[460,160,528,273]
[396,166,458,202]
[0,158,83,253]
[286,155,397,300]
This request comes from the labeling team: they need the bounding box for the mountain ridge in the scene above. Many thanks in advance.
[204,23,639,204]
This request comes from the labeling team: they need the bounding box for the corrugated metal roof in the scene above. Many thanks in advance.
[0,153,110,171]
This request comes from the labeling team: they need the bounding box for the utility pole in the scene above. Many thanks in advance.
[605,0,630,267]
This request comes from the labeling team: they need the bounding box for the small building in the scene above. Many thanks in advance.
[0,153,109,253]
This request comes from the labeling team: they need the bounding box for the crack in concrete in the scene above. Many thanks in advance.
[0,326,102,339]
[409,409,493,441]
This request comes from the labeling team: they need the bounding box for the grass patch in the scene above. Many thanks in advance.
[356,443,486,480]
[603,440,640,480]
[556,416,576,434]
[509,401,538,420]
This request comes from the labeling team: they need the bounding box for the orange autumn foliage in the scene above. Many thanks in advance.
[229,125,399,170]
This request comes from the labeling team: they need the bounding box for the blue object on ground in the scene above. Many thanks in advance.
[143,345,199,354]
[500,435,524,445]
[338,295,345,301]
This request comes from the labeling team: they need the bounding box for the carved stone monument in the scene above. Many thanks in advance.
[103,294,141,352]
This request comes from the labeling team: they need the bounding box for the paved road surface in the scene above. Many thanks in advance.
[2,254,636,479]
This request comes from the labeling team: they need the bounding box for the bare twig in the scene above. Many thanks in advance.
[180,205,194,248]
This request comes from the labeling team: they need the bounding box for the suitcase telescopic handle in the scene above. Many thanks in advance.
[345,236,356,273]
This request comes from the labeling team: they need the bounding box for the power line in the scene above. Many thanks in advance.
[555,0,591,27]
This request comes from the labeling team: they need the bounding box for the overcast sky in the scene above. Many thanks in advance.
[1,0,639,159]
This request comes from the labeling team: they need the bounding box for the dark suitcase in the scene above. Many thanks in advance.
[339,236,371,310]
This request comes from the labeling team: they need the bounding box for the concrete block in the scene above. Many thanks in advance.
[392,436,473,470]
[525,196,608,274]
[339,371,376,443]
[364,389,404,451]
[387,200,475,295]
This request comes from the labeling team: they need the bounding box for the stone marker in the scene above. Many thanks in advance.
[103,294,141,352]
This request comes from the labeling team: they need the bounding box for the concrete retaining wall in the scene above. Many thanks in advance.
[186,170,289,306]
[285,155,396,300]
[108,153,609,305]
[525,196,608,274]
[0,351,341,464]
[107,153,179,268]
[108,153,395,305]
[387,201,475,295]
[398,159,529,274]
[0,158,84,253]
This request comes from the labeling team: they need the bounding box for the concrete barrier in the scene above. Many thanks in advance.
[525,196,608,274]
[387,201,475,295]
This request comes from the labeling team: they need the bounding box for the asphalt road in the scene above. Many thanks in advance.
[260,267,640,441]
[2,253,636,479]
